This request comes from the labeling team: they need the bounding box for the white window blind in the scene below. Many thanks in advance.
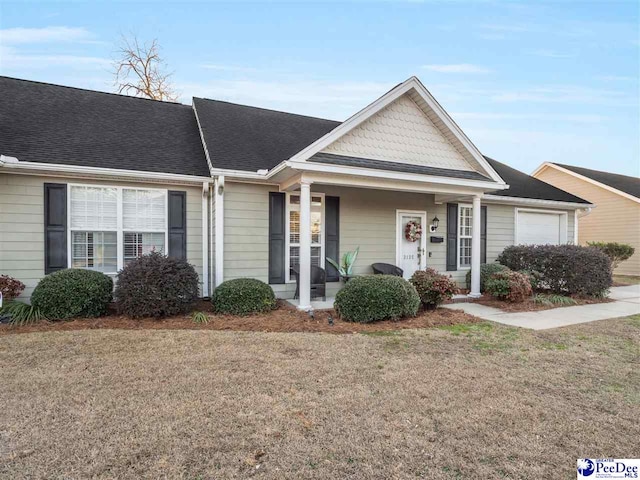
[70,186,117,230]
[123,189,166,231]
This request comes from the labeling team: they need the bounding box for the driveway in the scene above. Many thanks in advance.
[443,285,640,330]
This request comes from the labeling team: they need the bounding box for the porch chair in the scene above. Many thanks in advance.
[371,263,404,277]
[291,265,327,301]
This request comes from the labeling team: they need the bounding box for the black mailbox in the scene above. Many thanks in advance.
[430,236,444,243]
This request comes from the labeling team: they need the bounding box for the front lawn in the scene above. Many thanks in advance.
[1,316,638,479]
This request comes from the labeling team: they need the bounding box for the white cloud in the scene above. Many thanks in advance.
[0,26,92,44]
[199,64,259,73]
[489,85,632,106]
[452,112,606,123]
[422,64,492,74]
[0,45,110,70]
[527,49,574,58]
[597,75,637,82]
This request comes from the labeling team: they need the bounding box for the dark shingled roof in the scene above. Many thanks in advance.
[0,76,210,176]
[485,157,590,204]
[311,152,490,181]
[193,97,340,172]
[552,163,640,199]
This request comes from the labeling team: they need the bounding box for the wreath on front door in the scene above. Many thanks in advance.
[404,220,422,243]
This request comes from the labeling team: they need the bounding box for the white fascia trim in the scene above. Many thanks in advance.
[287,160,509,191]
[483,194,594,209]
[192,102,215,176]
[286,76,506,185]
[532,162,640,204]
[2,160,212,185]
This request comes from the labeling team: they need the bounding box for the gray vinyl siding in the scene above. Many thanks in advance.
[223,181,578,297]
[0,173,205,301]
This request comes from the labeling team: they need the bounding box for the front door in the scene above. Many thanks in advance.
[396,210,427,279]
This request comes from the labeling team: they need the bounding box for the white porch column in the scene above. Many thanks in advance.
[298,181,312,310]
[469,194,482,298]
[214,176,225,287]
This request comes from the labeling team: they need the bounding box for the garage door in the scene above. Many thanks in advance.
[517,211,562,245]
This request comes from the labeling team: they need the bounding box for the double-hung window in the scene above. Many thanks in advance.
[69,185,167,274]
[458,204,473,269]
[286,193,324,282]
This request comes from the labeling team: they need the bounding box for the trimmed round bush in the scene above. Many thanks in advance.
[212,278,276,316]
[334,275,420,323]
[410,268,458,309]
[31,269,113,320]
[465,263,510,292]
[497,244,612,297]
[115,251,199,318]
[485,270,532,302]
[587,241,635,270]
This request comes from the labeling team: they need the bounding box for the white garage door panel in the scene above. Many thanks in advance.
[517,212,561,245]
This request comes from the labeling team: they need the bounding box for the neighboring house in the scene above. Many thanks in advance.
[0,75,591,309]
[533,163,640,277]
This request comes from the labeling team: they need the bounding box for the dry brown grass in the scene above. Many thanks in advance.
[1,316,639,479]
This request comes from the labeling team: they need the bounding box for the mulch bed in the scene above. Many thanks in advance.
[475,295,613,312]
[0,300,480,335]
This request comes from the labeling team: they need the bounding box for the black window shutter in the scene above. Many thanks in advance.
[446,203,458,271]
[44,183,67,274]
[325,196,340,282]
[480,206,487,264]
[268,192,286,284]
[168,191,187,260]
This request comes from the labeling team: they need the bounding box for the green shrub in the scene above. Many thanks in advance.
[485,270,532,302]
[518,270,544,291]
[587,242,635,270]
[465,263,510,292]
[497,245,611,297]
[31,269,113,320]
[532,293,577,306]
[115,252,199,318]
[410,268,458,308]
[191,311,210,324]
[1,300,48,326]
[212,278,276,316]
[334,275,420,323]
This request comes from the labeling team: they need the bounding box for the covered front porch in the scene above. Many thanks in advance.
[270,163,499,310]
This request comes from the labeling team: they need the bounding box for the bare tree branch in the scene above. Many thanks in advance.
[113,35,177,101]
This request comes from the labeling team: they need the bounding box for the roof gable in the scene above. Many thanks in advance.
[0,76,210,177]
[486,157,590,204]
[321,94,475,172]
[290,76,505,184]
[551,163,639,200]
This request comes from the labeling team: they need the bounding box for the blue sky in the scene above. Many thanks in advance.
[1,1,638,176]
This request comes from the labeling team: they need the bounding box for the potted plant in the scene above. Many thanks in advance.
[326,247,360,282]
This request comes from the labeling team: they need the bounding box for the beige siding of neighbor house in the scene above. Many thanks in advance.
[0,173,205,301]
[223,181,576,297]
[535,167,640,276]
[321,94,475,172]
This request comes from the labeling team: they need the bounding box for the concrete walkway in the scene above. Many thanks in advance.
[442,285,640,330]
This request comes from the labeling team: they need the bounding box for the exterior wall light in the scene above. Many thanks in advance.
[430,216,439,233]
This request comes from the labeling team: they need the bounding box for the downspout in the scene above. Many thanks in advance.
[214,176,225,287]
[201,181,210,297]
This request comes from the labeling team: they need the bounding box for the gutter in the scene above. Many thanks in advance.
[1,158,212,185]
[483,194,594,210]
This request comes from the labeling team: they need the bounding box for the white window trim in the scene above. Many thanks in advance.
[514,208,568,246]
[67,183,169,275]
[285,191,325,283]
[457,203,473,270]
